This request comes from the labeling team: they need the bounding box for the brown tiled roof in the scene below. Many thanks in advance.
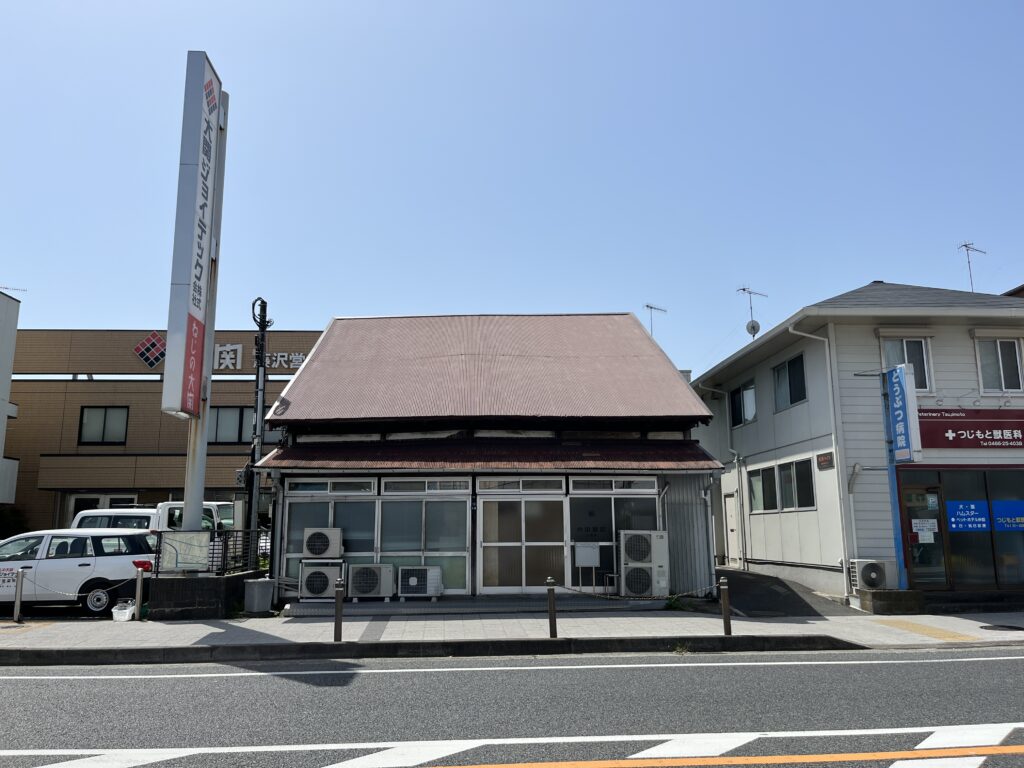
[269,314,711,423]
[257,440,721,472]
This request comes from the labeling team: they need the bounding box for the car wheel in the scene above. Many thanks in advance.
[80,580,114,616]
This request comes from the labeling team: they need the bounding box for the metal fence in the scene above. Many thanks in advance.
[152,529,269,576]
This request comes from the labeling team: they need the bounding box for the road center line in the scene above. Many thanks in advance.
[1,653,1024,680]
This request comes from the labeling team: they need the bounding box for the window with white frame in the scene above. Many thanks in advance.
[747,467,778,512]
[882,338,930,391]
[729,381,756,427]
[284,478,376,494]
[977,338,1023,392]
[777,459,815,510]
[773,355,806,411]
[381,478,471,494]
[477,477,565,493]
[569,477,658,493]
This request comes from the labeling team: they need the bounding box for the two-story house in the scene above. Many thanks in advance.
[693,281,1024,609]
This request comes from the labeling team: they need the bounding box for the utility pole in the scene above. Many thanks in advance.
[644,304,667,336]
[959,242,986,292]
[248,297,273,530]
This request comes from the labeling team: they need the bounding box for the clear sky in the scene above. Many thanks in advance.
[2,1,1021,376]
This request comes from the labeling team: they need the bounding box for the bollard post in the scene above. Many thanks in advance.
[13,568,25,624]
[134,568,144,621]
[333,575,346,642]
[719,576,732,636]
[546,576,557,638]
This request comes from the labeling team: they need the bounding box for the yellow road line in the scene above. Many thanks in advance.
[875,618,977,642]
[434,743,1024,767]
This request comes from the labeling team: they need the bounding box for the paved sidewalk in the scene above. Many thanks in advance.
[2,607,1023,653]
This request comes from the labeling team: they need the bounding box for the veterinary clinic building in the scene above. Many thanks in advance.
[693,281,1024,603]
[4,328,320,531]
[258,313,722,599]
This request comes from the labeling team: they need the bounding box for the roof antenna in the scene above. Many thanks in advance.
[0,285,28,293]
[644,304,667,336]
[958,242,986,292]
[738,286,767,338]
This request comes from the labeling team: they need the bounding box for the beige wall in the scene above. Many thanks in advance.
[5,328,321,531]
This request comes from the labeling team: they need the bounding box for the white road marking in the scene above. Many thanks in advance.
[915,723,1016,749]
[628,733,757,757]
[0,722,1019,763]
[2,653,1024,681]
[320,741,484,768]
[888,759,986,768]
[33,751,191,768]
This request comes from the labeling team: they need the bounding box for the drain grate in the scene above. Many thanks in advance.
[979,624,1024,631]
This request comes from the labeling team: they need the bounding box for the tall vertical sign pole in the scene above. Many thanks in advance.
[248,298,270,530]
[162,52,229,530]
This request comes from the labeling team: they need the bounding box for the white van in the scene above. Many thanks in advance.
[71,501,236,532]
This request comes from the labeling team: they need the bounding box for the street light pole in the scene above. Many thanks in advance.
[248,297,272,530]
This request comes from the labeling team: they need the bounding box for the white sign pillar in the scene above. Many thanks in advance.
[162,52,229,531]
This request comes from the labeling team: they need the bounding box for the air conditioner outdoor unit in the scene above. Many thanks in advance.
[299,560,345,599]
[398,566,444,597]
[850,559,898,590]
[619,531,670,598]
[348,564,396,598]
[302,528,343,559]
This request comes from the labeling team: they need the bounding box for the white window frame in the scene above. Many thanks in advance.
[381,477,471,494]
[285,477,377,495]
[746,464,779,514]
[476,476,566,494]
[477,495,569,595]
[879,336,933,393]
[569,476,659,495]
[974,337,1024,393]
[775,458,816,511]
[773,354,807,412]
[729,380,756,428]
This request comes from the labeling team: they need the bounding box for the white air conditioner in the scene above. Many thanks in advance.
[348,564,395,598]
[398,566,444,597]
[302,528,343,559]
[299,560,345,599]
[850,559,898,590]
[619,530,670,598]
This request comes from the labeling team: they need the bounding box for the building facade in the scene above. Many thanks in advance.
[693,281,1024,602]
[4,328,320,532]
[258,314,722,601]
[0,292,20,507]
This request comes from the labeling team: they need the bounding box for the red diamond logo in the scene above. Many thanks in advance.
[134,332,166,368]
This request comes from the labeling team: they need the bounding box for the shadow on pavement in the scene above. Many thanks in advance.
[717,567,858,618]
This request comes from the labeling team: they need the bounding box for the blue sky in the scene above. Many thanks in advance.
[2,1,1021,376]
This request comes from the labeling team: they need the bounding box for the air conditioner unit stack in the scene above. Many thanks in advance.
[398,566,444,598]
[849,559,898,591]
[299,560,345,599]
[619,530,670,598]
[348,564,396,599]
[302,528,343,559]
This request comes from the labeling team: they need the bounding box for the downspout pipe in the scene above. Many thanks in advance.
[787,325,852,598]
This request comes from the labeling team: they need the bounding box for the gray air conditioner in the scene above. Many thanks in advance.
[302,528,343,559]
[850,559,898,590]
[299,560,345,599]
[619,530,670,598]
[348,564,396,598]
[398,566,444,597]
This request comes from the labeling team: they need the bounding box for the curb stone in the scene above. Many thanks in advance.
[0,634,864,667]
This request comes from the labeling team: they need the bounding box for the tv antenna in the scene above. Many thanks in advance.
[958,242,986,292]
[0,285,27,293]
[738,286,767,338]
[644,303,667,336]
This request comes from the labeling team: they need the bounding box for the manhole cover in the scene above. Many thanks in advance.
[979,624,1024,631]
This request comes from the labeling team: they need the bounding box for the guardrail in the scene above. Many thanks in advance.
[152,529,269,576]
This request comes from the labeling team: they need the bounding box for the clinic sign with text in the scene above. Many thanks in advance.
[886,365,920,464]
[161,52,224,418]
[918,408,1024,450]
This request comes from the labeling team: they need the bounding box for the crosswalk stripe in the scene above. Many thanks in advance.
[32,751,192,768]
[629,735,758,758]
[914,724,1016,749]
[888,758,986,768]
[321,741,484,768]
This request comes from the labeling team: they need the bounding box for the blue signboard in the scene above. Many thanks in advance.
[946,500,990,532]
[993,500,1024,532]
[885,366,915,463]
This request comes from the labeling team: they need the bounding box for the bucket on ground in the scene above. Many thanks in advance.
[244,578,276,614]
[112,599,136,622]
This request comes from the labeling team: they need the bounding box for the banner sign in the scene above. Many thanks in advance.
[161,52,223,418]
[993,500,1024,532]
[918,408,1024,449]
[946,500,990,532]
[885,365,919,463]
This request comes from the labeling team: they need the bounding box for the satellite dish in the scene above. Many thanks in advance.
[746,319,761,337]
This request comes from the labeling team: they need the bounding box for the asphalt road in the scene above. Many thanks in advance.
[0,646,1023,767]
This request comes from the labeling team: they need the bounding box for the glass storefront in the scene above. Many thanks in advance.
[900,468,1024,590]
